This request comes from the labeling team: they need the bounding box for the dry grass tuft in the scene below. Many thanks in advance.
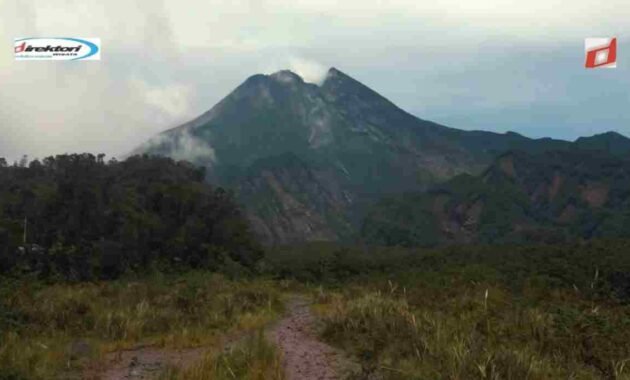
[158,330,284,380]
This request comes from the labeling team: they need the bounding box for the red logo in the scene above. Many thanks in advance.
[14,42,26,53]
[585,38,617,68]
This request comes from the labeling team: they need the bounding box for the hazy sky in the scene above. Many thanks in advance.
[1,0,629,162]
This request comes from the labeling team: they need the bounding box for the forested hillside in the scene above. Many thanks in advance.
[362,149,630,246]
[0,154,261,280]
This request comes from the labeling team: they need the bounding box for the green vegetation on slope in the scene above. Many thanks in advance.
[362,150,630,247]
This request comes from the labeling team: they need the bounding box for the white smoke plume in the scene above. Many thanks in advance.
[288,57,329,85]
[139,129,217,165]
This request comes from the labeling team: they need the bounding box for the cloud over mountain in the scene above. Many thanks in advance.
[0,0,628,162]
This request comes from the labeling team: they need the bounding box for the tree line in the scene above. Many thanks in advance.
[0,154,262,280]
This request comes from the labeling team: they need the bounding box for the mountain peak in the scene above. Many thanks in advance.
[320,66,413,123]
[325,66,343,76]
[240,70,306,89]
[269,70,304,84]
[584,131,628,140]
[321,67,356,86]
[574,131,630,155]
[134,67,630,245]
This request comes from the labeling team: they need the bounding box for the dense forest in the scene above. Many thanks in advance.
[0,154,261,280]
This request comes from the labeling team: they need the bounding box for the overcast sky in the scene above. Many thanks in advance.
[1,0,629,162]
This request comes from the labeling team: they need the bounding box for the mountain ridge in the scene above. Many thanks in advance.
[362,148,630,246]
[134,67,629,245]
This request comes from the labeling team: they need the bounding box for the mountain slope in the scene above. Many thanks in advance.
[363,149,630,246]
[134,67,617,245]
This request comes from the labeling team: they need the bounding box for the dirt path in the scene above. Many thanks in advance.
[84,332,246,380]
[269,296,358,380]
[85,295,356,380]
[86,345,206,380]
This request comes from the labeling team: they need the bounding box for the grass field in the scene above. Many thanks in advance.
[314,275,630,379]
[3,240,630,379]
[0,272,284,380]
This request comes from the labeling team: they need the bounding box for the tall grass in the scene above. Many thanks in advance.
[317,278,630,380]
[0,272,283,379]
[158,330,284,380]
